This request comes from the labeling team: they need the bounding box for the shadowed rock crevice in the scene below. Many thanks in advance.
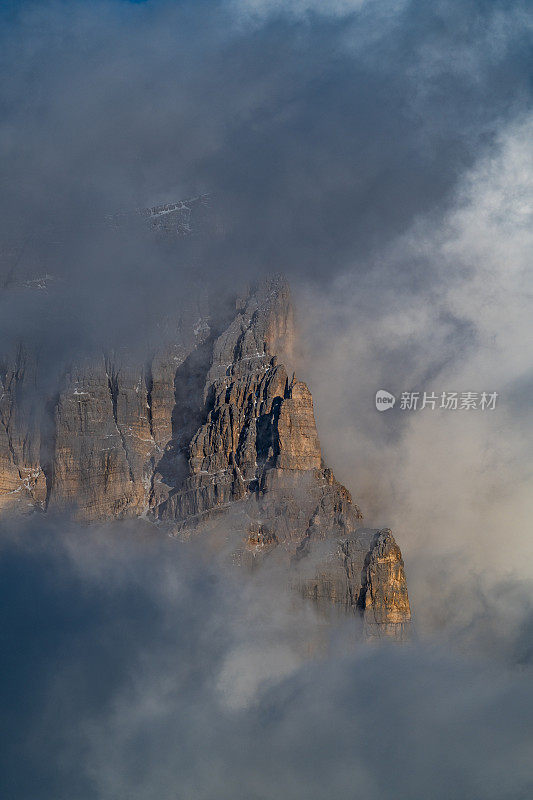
[144,362,154,440]
[105,363,135,485]
[151,333,219,515]
[40,394,60,510]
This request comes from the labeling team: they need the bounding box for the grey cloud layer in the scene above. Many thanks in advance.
[297,115,533,656]
[1,0,530,370]
[1,521,532,800]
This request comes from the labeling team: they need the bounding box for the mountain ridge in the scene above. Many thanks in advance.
[0,273,410,639]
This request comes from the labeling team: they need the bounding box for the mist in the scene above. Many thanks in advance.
[1,518,532,800]
[1,0,530,368]
[298,115,533,654]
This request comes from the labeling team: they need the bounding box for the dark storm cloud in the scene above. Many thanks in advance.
[1,520,532,800]
[0,0,530,372]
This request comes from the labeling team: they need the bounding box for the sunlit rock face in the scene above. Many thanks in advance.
[360,529,411,639]
[0,212,410,637]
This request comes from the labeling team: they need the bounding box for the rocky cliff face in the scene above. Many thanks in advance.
[0,269,410,638]
[0,347,47,511]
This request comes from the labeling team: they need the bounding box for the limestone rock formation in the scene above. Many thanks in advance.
[0,270,410,637]
[359,529,411,639]
[0,346,46,511]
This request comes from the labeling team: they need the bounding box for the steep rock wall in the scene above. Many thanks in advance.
[0,275,410,637]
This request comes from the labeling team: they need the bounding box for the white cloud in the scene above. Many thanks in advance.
[299,114,533,645]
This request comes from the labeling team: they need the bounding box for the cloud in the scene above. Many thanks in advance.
[0,519,532,800]
[1,0,530,383]
[230,0,393,22]
[297,113,533,650]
